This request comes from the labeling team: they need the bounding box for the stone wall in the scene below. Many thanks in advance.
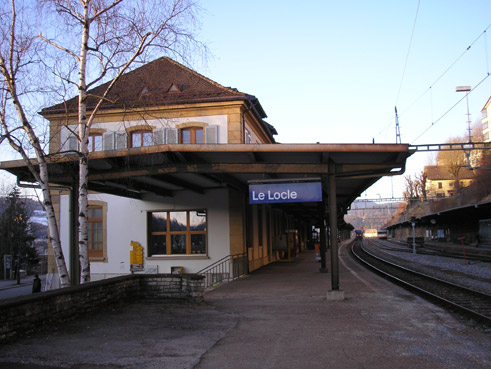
[139,274,205,300]
[0,273,204,342]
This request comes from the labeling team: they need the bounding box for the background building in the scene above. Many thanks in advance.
[425,165,475,198]
[482,96,490,142]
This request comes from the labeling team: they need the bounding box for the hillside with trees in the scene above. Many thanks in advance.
[388,122,490,225]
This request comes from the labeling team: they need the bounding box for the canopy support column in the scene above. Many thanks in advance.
[319,200,328,272]
[327,165,344,300]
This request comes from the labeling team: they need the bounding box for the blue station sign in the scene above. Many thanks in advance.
[249,182,323,204]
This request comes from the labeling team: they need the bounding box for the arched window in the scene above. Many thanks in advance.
[88,133,103,152]
[180,127,203,144]
[130,130,152,147]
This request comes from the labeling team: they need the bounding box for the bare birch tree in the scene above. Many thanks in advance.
[1,0,204,285]
[38,0,204,283]
[414,170,427,200]
[403,175,417,202]
[0,0,71,287]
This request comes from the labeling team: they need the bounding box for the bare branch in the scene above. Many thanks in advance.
[38,33,80,62]
[89,0,124,22]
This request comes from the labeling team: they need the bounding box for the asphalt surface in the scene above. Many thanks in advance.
[0,275,42,300]
[0,242,490,369]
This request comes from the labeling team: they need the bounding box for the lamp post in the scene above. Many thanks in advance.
[456,86,472,143]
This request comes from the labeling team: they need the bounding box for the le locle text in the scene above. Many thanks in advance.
[251,189,297,201]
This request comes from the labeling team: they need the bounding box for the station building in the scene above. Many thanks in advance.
[1,58,413,291]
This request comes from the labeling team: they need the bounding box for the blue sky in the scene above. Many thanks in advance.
[1,0,490,199]
[196,0,491,198]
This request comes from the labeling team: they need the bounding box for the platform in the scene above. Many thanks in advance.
[0,242,490,369]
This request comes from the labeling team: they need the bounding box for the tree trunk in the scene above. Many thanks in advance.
[1,51,71,288]
[40,163,71,288]
[77,2,91,284]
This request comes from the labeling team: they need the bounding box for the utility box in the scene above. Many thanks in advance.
[171,266,183,274]
[130,241,144,272]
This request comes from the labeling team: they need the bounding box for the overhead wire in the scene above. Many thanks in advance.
[379,21,491,144]
[395,0,421,107]
[410,72,491,143]
[374,0,421,142]
[401,23,491,116]
[375,16,491,145]
[484,29,489,75]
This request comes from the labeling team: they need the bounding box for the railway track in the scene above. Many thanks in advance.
[375,238,491,262]
[351,240,491,326]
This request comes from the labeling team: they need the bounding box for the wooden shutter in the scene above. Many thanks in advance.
[115,132,127,149]
[103,132,114,150]
[62,135,78,152]
[205,125,218,144]
[166,128,178,144]
[153,129,165,145]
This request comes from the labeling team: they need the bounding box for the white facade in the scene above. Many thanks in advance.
[59,188,231,281]
[60,115,229,151]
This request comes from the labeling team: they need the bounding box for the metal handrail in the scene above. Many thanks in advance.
[197,253,247,289]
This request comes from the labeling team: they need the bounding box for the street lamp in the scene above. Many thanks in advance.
[410,216,416,254]
[456,86,472,143]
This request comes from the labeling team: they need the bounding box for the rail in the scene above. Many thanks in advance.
[351,240,491,326]
[197,253,248,289]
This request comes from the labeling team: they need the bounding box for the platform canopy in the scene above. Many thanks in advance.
[0,143,413,219]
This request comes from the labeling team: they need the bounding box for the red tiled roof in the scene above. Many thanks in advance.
[40,57,266,118]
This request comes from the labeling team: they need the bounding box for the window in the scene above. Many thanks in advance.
[88,133,102,152]
[130,130,152,147]
[438,182,442,189]
[148,210,207,256]
[87,202,107,261]
[180,127,203,144]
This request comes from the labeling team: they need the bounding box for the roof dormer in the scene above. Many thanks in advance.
[167,83,181,93]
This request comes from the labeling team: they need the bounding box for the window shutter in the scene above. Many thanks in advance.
[205,125,218,144]
[69,135,78,151]
[62,135,78,152]
[166,128,178,144]
[245,130,251,144]
[103,132,114,150]
[115,132,127,149]
[153,129,165,145]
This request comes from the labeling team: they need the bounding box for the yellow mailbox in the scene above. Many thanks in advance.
[130,241,144,271]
